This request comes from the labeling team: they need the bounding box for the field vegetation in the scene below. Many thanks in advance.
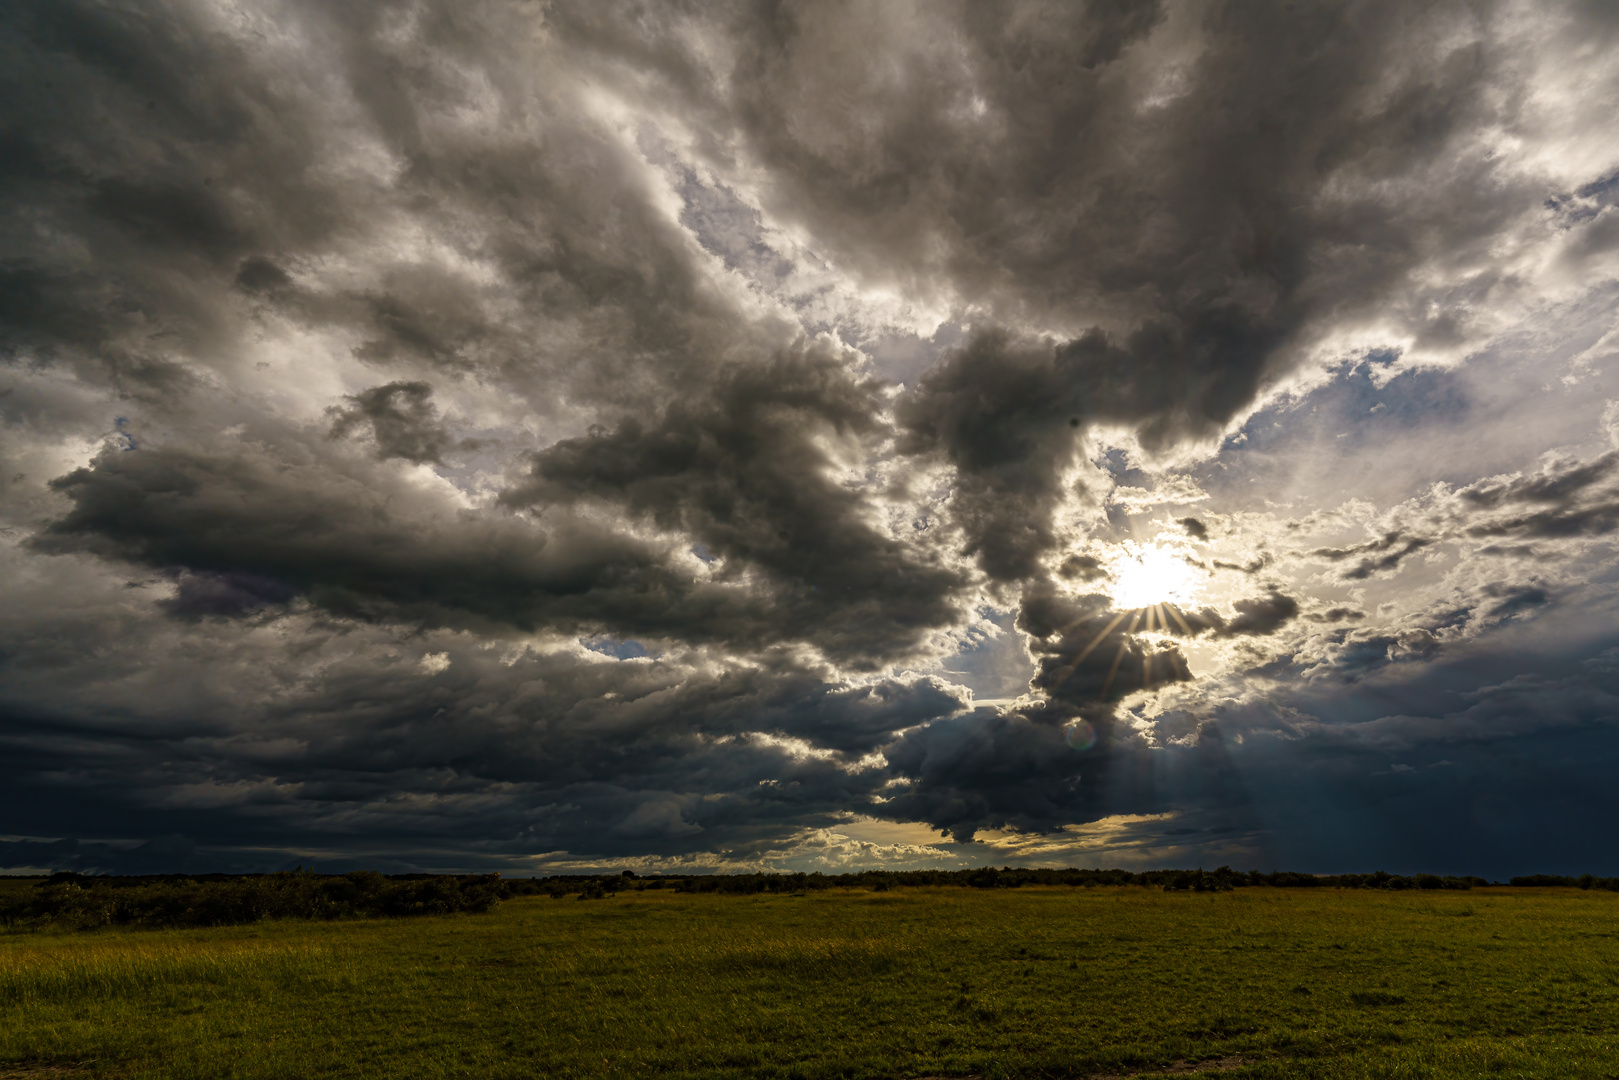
[0,873,506,931]
[3,882,1619,1079]
[0,866,1505,933]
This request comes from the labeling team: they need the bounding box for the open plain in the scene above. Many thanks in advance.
[2,885,1617,1079]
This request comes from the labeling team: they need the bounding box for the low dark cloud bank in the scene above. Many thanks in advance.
[3,0,1619,877]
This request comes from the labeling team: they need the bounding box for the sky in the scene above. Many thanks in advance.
[3,0,1619,879]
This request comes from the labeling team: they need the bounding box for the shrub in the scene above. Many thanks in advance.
[0,871,509,930]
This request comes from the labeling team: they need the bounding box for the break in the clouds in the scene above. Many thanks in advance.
[4,0,1619,878]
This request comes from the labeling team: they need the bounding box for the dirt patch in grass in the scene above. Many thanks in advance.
[1128,1058,1251,1076]
[913,1061,1251,1080]
[1085,1058,1252,1079]
[0,1064,89,1078]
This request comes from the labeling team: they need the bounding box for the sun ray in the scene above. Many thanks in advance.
[1101,638,1130,700]
[1143,605,1168,690]
[1100,609,1144,700]
[1070,608,1134,668]
[1047,608,1131,693]
[1051,551,1202,699]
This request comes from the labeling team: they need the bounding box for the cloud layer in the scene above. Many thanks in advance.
[3,0,1619,877]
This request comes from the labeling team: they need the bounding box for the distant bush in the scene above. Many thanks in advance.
[1510,874,1574,887]
[0,870,508,930]
[1508,874,1619,890]
[1160,869,1240,892]
[525,865,1495,896]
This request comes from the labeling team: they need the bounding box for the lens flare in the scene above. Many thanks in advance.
[1065,720,1097,751]
[1104,540,1200,610]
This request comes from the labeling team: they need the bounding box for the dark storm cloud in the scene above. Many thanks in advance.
[0,0,776,421]
[893,331,1088,582]
[1459,453,1618,510]
[1016,584,1297,708]
[328,382,460,466]
[1221,591,1300,637]
[0,0,354,398]
[1482,584,1550,620]
[877,698,1264,846]
[30,439,827,651]
[0,611,968,869]
[1331,649,1619,754]
[618,0,1610,587]
[1165,638,1619,879]
[705,0,1548,385]
[1057,553,1106,582]
[30,355,966,663]
[1309,606,1367,624]
[879,704,1100,843]
[1296,573,1567,683]
[591,0,1619,867]
[505,340,969,663]
[1210,555,1274,575]
[895,318,1330,581]
[1458,450,1619,541]
[0,0,975,660]
[234,256,293,294]
[1018,588,1197,709]
[1299,437,1619,589]
[871,580,1302,843]
[1312,628,1443,679]
[162,570,300,619]
[0,836,202,876]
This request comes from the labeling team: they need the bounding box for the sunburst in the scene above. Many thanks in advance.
[1106,540,1200,609]
[1049,540,1205,703]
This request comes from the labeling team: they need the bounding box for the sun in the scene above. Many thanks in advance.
[1105,540,1200,611]
[1047,538,1208,702]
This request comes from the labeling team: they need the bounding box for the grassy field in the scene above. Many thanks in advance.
[2,885,1618,1079]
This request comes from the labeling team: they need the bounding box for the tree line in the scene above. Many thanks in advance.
[524,866,1491,897]
[0,870,505,930]
[5,865,1609,929]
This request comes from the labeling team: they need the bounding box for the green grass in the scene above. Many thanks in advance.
[2,886,1618,1079]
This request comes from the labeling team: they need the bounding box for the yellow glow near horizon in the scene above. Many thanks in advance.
[1105,540,1201,611]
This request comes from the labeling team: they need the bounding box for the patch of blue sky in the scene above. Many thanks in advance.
[582,637,653,660]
